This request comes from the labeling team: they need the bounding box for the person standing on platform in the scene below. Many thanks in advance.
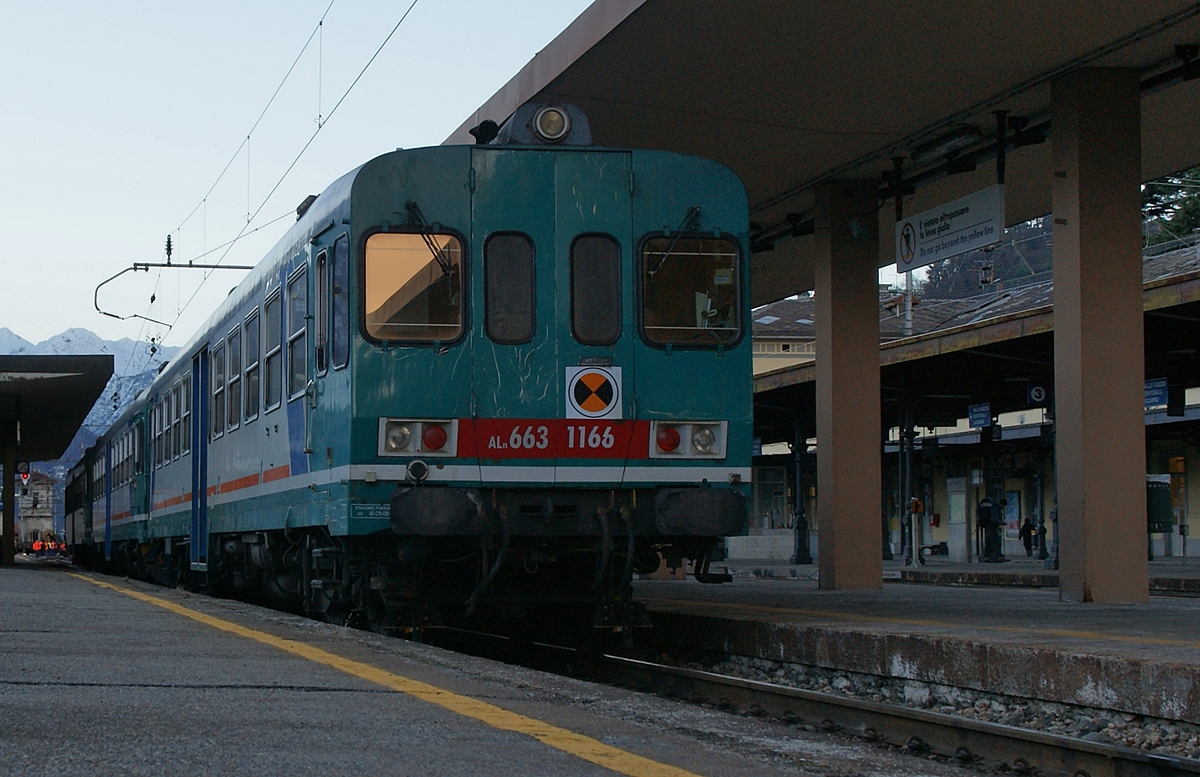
[976,496,994,562]
[1019,517,1036,557]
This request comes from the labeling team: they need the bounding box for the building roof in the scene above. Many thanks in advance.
[450,1,1200,305]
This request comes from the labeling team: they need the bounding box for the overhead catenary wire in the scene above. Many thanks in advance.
[173,0,339,236]
[164,0,422,336]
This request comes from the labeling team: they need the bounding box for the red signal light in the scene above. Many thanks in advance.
[422,424,448,451]
[656,426,680,453]
[20,473,29,485]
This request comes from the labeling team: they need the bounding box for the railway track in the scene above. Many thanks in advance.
[429,629,1200,777]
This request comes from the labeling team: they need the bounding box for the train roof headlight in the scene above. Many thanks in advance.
[384,422,412,453]
[691,426,716,454]
[656,425,681,453]
[534,106,570,143]
[422,424,448,451]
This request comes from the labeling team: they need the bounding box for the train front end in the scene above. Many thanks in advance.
[347,105,751,633]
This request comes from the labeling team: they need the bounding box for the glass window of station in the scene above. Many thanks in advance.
[641,236,740,346]
[364,232,463,343]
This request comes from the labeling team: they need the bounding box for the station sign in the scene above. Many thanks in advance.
[1145,378,1169,408]
[895,185,1005,272]
[968,402,992,429]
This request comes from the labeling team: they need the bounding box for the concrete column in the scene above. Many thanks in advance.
[2,420,14,566]
[1051,69,1148,602]
[814,180,881,589]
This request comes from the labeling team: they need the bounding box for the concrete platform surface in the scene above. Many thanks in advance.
[712,556,1200,594]
[0,566,965,777]
[632,575,1200,726]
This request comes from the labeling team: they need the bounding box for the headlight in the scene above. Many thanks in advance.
[384,423,412,452]
[534,106,570,142]
[691,426,716,454]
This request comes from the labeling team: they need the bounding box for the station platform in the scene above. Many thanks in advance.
[631,571,1200,732]
[710,556,1200,594]
[0,563,967,776]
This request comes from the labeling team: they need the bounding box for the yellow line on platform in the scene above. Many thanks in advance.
[72,574,702,777]
[639,597,1200,649]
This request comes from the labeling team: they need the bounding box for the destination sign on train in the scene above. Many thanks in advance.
[895,185,1005,272]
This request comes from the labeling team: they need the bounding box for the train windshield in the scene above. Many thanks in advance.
[364,232,463,342]
[641,236,740,346]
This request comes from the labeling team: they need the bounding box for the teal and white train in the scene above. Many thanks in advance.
[66,104,751,634]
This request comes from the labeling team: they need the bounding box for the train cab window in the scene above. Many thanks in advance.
[641,236,740,346]
[287,267,307,399]
[484,233,534,344]
[315,250,329,374]
[332,235,349,369]
[363,232,463,343]
[181,373,192,454]
[264,292,282,411]
[571,235,621,345]
[211,341,226,440]
[227,325,242,430]
[244,311,260,421]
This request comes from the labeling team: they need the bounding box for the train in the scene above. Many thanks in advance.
[66,103,752,638]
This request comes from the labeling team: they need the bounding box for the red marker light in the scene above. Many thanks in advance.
[656,426,680,452]
[422,424,448,451]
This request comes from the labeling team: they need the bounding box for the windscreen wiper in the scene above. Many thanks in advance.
[405,201,453,275]
[648,206,701,277]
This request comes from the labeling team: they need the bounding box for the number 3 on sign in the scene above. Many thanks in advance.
[508,425,549,449]
[567,424,615,449]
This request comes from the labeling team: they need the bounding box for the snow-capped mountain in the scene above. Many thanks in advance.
[2,328,181,469]
[0,327,178,378]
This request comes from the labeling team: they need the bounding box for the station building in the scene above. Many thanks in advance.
[748,238,1200,564]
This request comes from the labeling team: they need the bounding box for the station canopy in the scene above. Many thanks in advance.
[448,0,1200,305]
[0,355,113,462]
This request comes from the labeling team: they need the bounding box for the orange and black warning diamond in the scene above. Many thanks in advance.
[574,372,614,413]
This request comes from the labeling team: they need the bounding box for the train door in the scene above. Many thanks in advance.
[470,149,559,477]
[190,348,209,571]
[551,151,634,477]
[103,441,112,561]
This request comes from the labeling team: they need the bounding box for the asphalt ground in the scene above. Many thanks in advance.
[0,565,966,777]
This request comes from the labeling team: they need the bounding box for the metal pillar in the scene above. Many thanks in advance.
[1051,68,1148,602]
[814,180,881,589]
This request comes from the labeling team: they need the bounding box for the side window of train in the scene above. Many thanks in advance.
[641,236,741,346]
[264,291,282,411]
[154,398,163,468]
[162,392,172,466]
[287,266,307,399]
[571,234,621,345]
[227,324,242,431]
[171,383,181,459]
[211,340,226,440]
[135,419,143,474]
[315,250,329,375]
[485,233,534,344]
[332,234,349,369]
[181,372,192,455]
[363,231,464,343]
[244,310,260,421]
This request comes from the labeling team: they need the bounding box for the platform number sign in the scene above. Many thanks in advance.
[565,366,621,419]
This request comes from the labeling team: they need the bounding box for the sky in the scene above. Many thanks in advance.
[2,0,593,348]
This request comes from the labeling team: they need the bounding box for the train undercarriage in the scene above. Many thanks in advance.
[85,486,742,646]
